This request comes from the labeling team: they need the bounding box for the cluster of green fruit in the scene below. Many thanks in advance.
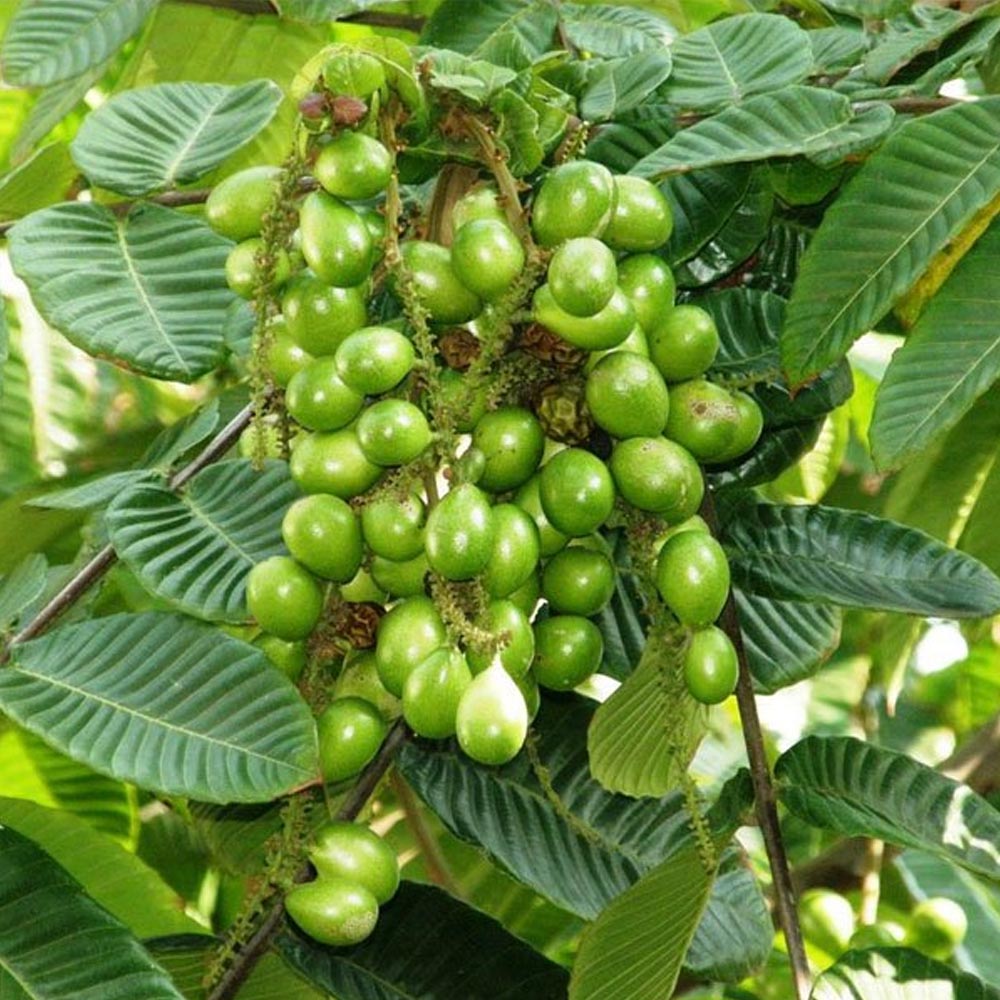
[284,820,400,947]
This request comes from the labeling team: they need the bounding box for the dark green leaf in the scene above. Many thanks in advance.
[809,26,870,74]
[0,554,46,630]
[707,420,824,491]
[585,104,673,172]
[664,165,751,265]
[26,470,158,511]
[579,50,673,122]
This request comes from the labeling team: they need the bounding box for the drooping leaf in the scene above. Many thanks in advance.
[661,13,814,112]
[585,105,674,173]
[632,87,893,178]
[0,0,157,87]
[0,554,46,630]
[663,164,751,265]
[870,222,1000,471]
[862,5,967,84]
[559,3,676,57]
[105,459,299,622]
[277,881,571,999]
[782,99,1000,385]
[71,80,283,196]
[579,49,673,122]
[810,26,869,74]
[0,612,318,803]
[0,143,78,222]
[570,847,714,1000]
[707,420,824,492]
[27,470,159,511]
[0,824,183,999]
[8,202,236,382]
[721,500,1000,618]
[777,736,1000,882]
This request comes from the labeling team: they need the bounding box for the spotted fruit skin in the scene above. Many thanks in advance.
[309,821,400,905]
[285,879,379,947]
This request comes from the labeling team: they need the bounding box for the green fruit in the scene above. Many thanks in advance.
[617,254,676,333]
[334,651,400,720]
[456,662,529,765]
[533,283,634,351]
[335,326,415,395]
[370,552,429,598]
[450,219,525,302]
[247,556,323,641]
[472,407,545,493]
[285,879,379,947]
[905,897,968,960]
[317,696,387,782]
[602,176,673,252]
[339,568,385,603]
[400,240,482,324]
[515,669,541,723]
[290,429,384,498]
[531,160,616,247]
[438,368,489,433]
[255,635,307,682]
[609,437,704,521]
[585,351,670,439]
[532,615,603,690]
[539,449,615,537]
[315,131,392,201]
[542,547,615,616]
[468,600,534,677]
[514,475,569,557]
[226,238,290,299]
[451,185,506,232]
[482,504,541,597]
[798,889,856,958]
[357,399,431,466]
[282,494,363,583]
[265,324,312,388]
[547,237,617,317]
[425,484,495,581]
[683,626,738,704]
[282,276,368,357]
[710,391,763,464]
[507,572,541,619]
[323,48,386,99]
[375,595,447,696]
[648,306,719,382]
[584,324,649,372]
[286,357,364,431]
[205,165,281,241]
[665,379,741,461]
[309,822,400,904]
[361,494,425,561]
[403,646,472,738]
[848,924,903,950]
[300,191,374,287]
[655,531,729,628]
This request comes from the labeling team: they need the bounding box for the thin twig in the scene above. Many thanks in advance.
[390,771,460,893]
[700,489,811,1000]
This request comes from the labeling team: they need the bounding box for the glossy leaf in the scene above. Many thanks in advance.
[777,736,1000,882]
[277,881,570,999]
[579,50,673,122]
[105,459,299,622]
[0,824,183,998]
[722,501,1000,618]
[664,164,751,264]
[559,4,676,57]
[662,13,813,112]
[707,420,824,492]
[783,99,1000,385]
[585,106,673,173]
[0,612,318,803]
[0,554,46,630]
[8,203,236,382]
[71,80,283,196]
[0,0,157,87]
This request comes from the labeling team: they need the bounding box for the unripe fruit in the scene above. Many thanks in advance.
[585,351,670,439]
[286,358,364,431]
[547,237,617,317]
[265,325,312,388]
[339,568,385,604]
[515,669,541,723]
[451,185,506,232]
[247,556,323,641]
[609,437,704,521]
[357,399,431,466]
[403,646,472,738]
[375,595,447,696]
[542,546,616,616]
[655,531,730,628]
[290,429,384,498]
[286,879,379,947]
[617,254,676,333]
[533,284,634,351]
[282,277,367,357]
[539,448,615,537]
[314,131,392,201]
[425,484,495,581]
[514,475,569,557]
[648,306,720,382]
[255,635,307,682]
[531,160,616,247]
[602,176,673,252]
[370,553,429,598]
[317,696,387,782]
[450,219,525,302]
[482,504,541,598]
[205,165,281,241]
[472,407,545,493]
[334,651,400,720]
[323,49,386,99]
[299,191,374,287]
[584,325,650,372]
[335,326,414,395]
[282,494,363,583]
[225,238,290,299]
[400,240,482,324]
[710,391,763,464]
[798,889,856,958]
[905,898,968,960]
[683,626,738,704]
[665,379,741,461]
[467,600,534,677]
[456,662,529,765]
[361,494,426,561]
[309,822,400,904]
[532,615,604,690]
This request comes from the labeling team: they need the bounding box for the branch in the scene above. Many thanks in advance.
[207,720,410,1000]
[700,489,811,1000]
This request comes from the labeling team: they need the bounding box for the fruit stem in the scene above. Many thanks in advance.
[700,488,811,1000]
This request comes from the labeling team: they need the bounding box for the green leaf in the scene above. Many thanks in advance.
[632,87,893,178]
[0,824,183,999]
[870,222,1000,471]
[810,26,869,74]
[491,88,545,176]
[106,459,299,622]
[736,590,842,694]
[0,797,198,938]
[862,5,967,84]
[0,0,157,87]
[579,50,673,122]
[277,881,571,999]
[0,143,78,222]
[721,500,1000,617]
[588,630,706,796]
[421,49,518,102]
[27,470,158,511]
[0,555,46,630]
[661,13,814,113]
[777,736,1000,882]
[275,0,403,23]
[707,420,824,492]
[812,947,1000,1000]
[71,80,283,196]
[570,847,714,1000]
[0,612,318,803]
[8,202,236,382]
[664,165,751,265]
[585,105,674,173]
[592,533,646,680]
[559,3,676,57]
[783,99,1000,385]
[822,0,911,15]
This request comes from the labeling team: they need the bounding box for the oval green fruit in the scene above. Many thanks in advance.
[533,283,634,351]
[710,391,763,464]
[286,357,364,432]
[247,555,323,641]
[317,696,387,782]
[322,48,386,99]
[403,646,472,738]
[539,449,615,537]
[532,614,603,690]
[425,484,495,581]
[282,494,363,583]
[314,131,392,201]
[205,165,281,241]
[905,897,968,960]
[585,351,670,439]
[290,429,384,498]
[603,176,673,252]
[467,599,534,677]
[472,407,545,493]
[617,254,676,333]
[609,436,704,521]
[648,305,719,382]
[451,185,506,232]
[482,503,541,597]
[282,276,367,357]
[514,475,569,557]
[309,821,400,904]
[400,240,481,324]
[547,237,617,318]
[683,626,738,705]
[450,219,525,302]
[542,546,615,616]
[655,531,729,628]
[361,494,425,561]
[798,888,856,958]
[374,595,447,696]
[334,650,400,720]
[531,160,615,247]
[438,368,489,434]
[357,399,431,466]
[456,662,529,765]
[255,634,307,682]
[335,326,414,395]
[265,323,312,388]
[664,379,741,461]
[226,238,290,299]
[584,324,649,372]
[300,191,374,287]
[370,552,429,598]
[285,879,379,947]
